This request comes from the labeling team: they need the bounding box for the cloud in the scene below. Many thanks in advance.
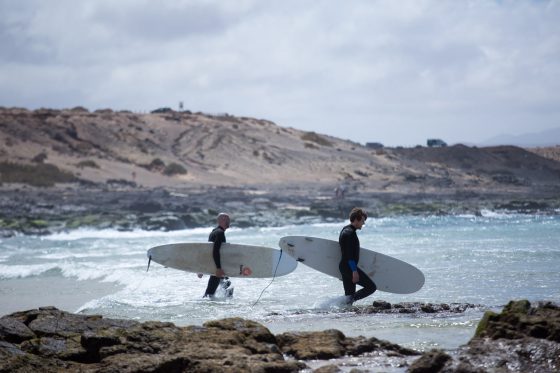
[1,0,559,146]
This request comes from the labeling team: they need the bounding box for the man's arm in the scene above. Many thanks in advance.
[212,231,225,277]
[212,239,222,269]
[339,229,358,270]
[340,229,359,283]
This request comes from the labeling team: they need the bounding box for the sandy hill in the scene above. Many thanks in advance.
[1,107,559,197]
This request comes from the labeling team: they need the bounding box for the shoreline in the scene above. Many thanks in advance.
[1,184,559,237]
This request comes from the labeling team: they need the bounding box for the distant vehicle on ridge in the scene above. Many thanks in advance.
[427,139,447,147]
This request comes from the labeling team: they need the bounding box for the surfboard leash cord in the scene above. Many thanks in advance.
[252,249,283,307]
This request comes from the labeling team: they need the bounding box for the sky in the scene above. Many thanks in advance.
[1,0,559,146]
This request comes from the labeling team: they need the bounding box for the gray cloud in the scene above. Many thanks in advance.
[1,0,559,146]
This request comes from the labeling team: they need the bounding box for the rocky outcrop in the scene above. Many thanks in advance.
[276,329,419,360]
[2,301,559,372]
[0,307,422,373]
[0,307,305,372]
[357,300,482,315]
[408,300,560,373]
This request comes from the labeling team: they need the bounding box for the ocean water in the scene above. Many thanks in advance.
[1,212,559,353]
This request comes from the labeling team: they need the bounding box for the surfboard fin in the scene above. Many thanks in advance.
[146,255,152,272]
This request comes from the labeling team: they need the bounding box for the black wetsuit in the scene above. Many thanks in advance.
[204,226,227,297]
[338,224,376,303]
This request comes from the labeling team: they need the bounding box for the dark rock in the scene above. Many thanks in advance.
[203,317,277,344]
[475,300,560,342]
[420,304,438,313]
[276,329,346,359]
[359,301,481,315]
[26,308,137,338]
[0,317,36,343]
[372,300,392,309]
[276,329,419,360]
[0,309,306,372]
[314,364,343,373]
[140,214,186,231]
[128,201,162,213]
[451,337,560,373]
[0,340,25,357]
[411,300,560,373]
[407,349,451,373]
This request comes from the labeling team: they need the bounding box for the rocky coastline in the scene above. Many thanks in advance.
[2,107,560,237]
[1,184,559,237]
[1,300,558,372]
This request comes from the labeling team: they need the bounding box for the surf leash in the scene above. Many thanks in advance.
[252,249,283,307]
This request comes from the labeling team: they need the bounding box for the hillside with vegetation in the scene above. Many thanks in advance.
[1,107,559,196]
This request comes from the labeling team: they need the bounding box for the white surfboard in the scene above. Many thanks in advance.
[147,242,297,278]
[278,236,425,294]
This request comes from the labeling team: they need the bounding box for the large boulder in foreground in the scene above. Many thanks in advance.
[0,307,304,372]
[408,300,560,373]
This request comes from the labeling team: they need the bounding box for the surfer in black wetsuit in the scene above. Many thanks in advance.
[203,213,233,298]
[339,207,376,304]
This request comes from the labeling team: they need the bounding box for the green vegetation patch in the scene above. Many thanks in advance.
[164,163,188,176]
[301,132,333,147]
[66,214,103,229]
[0,162,77,187]
[76,160,100,169]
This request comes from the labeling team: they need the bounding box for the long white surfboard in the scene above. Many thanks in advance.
[278,236,424,294]
[147,242,297,278]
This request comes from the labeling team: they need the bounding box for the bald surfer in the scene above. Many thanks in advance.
[201,213,233,298]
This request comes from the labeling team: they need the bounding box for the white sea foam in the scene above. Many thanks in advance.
[479,209,512,218]
[44,227,213,241]
[0,263,59,279]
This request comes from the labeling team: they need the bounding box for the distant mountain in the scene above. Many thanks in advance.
[480,127,560,147]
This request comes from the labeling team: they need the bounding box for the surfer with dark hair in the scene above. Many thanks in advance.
[339,207,376,304]
[202,213,233,298]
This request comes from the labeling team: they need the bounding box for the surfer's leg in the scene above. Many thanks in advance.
[339,262,356,302]
[204,275,221,297]
[352,268,376,302]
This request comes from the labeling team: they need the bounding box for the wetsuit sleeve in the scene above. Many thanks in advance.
[213,241,221,269]
[339,228,358,271]
[212,230,225,269]
[338,227,360,272]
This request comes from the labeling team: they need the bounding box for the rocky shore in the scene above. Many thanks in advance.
[1,300,558,372]
[1,184,559,237]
